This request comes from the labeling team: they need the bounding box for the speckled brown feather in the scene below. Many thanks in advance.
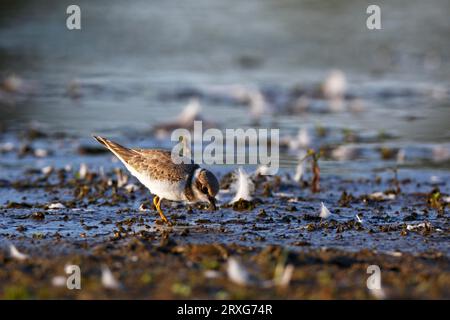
[93,136,199,182]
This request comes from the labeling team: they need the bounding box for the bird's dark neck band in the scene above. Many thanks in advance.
[184,165,200,201]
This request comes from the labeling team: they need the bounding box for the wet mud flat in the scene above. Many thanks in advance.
[0,129,449,299]
[1,240,449,299]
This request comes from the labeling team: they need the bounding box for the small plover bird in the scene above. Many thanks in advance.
[93,136,219,225]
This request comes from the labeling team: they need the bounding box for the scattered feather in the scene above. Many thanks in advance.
[48,203,66,210]
[177,98,201,125]
[139,203,149,212]
[227,257,251,286]
[319,202,331,219]
[276,264,294,288]
[101,265,120,289]
[34,148,48,158]
[51,276,66,287]
[322,69,347,100]
[124,183,138,193]
[356,214,363,224]
[293,151,307,182]
[41,166,53,175]
[386,251,402,257]
[273,192,295,198]
[9,244,28,261]
[369,192,396,201]
[230,167,254,203]
[396,149,406,164]
[255,165,276,176]
[406,222,432,231]
[273,252,294,288]
[248,89,270,120]
[79,163,88,179]
[430,175,441,183]
[332,145,357,161]
[289,128,311,150]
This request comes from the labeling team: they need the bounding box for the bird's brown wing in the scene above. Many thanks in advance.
[128,149,199,182]
[93,136,139,162]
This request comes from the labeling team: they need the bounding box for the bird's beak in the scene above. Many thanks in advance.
[208,196,217,211]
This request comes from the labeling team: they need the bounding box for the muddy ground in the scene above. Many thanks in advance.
[0,127,449,299]
[1,240,449,299]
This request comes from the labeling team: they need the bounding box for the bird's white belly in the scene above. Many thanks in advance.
[126,165,186,201]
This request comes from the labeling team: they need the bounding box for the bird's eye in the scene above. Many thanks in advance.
[202,187,208,194]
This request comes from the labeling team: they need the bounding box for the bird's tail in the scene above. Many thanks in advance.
[93,135,136,163]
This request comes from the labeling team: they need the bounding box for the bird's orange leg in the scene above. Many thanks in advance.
[153,196,172,226]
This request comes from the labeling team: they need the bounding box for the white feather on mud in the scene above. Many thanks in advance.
[79,163,88,179]
[124,183,138,193]
[48,203,66,210]
[177,98,201,125]
[289,128,311,150]
[406,222,432,231]
[356,214,363,224]
[34,148,48,158]
[272,253,294,288]
[227,257,252,286]
[226,86,270,120]
[273,192,295,198]
[275,264,294,288]
[369,192,396,201]
[396,149,406,164]
[322,69,347,100]
[386,251,402,257]
[9,244,29,261]
[254,164,278,176]
[230,167,254,203]
[41,165,53,175]
[248,89,270,120]
[319,202,331,219]
[430,175,441,183]
[332,145,357,161]
[51,276,66,287]
[293,150,307,182]
[139,203,149,212]
[101,265,120,289]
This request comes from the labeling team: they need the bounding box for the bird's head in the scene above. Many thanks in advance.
[192,168,219,210]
